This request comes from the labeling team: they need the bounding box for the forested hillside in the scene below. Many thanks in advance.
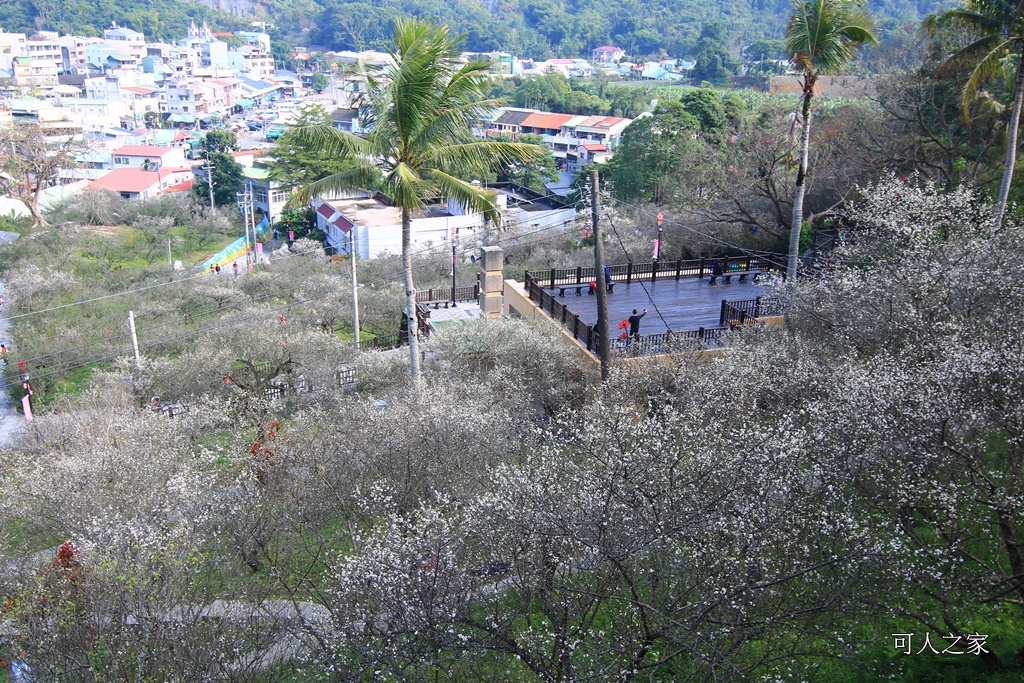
[0,0,244,41]
[2,0,949,59]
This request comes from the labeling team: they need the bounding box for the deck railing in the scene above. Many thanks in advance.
[611,327,727,357]
[719,297,782,326]
[525,255,773,290]
[525,272,729,357]
[525,274,597,350]
[415,283,479,305]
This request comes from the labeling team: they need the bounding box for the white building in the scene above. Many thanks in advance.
[25,33,63,73]
[103,26,147,60]
[111,145,188,170]
[11,57,58,89]
[314,194,492,259]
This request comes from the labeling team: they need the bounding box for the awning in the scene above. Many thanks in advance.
[168,113,196,123]
[238,98,254,108]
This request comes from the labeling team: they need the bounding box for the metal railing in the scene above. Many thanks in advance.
[415,284,480,305]
[719,297,782,326]
[525,255,773,290]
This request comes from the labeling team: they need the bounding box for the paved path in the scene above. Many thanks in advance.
[0,282,24,446]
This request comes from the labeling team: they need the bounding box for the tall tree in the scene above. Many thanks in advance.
[202,129,238,154]
[785,0,876,279]
[267,103,368,191]
[0,124,81,228]
[923,0,1024,228]
[499,133,558,193]
[193,152,244,207]
[290,18,544,386]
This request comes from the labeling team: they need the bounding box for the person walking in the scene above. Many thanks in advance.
[628,308,647,337]
[215,264,221,275]
[232,262,239,277]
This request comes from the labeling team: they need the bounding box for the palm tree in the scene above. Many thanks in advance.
[785,0,877,279]
[291,19,544,385]
[924,0,1024,228]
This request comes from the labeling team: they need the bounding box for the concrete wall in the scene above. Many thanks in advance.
[502,278,599,368]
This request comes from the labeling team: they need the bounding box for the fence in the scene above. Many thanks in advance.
[719,297,782,326]
[525,255,773,290]
[524,272,731,358]
[611,327,727,358]
[415,283,480,306]
[525,273,597,351]
[160,366,358,417]
[357,332,405,351]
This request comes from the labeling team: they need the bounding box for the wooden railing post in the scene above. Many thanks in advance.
[699,257,705,279]
[576,265,582,284]
[720,300,727,326]
[651,259,658,283]
[675,259,682,280]
[550,270,556,290]
[699,326,705,341]
[722,256,730,272]
[755,296,761,318]
[626,263,632,283]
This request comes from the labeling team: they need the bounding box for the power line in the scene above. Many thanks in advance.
[12,217,587,377]
[602,194,791,272]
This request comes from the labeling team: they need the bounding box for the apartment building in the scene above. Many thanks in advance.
[103,26,147,60]
[11,56,58,88]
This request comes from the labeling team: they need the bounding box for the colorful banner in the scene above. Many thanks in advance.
[197,216,272,272]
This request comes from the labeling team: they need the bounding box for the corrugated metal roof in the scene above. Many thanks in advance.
[521,112,575,130]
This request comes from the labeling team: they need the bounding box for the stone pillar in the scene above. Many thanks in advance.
[479,246,503,318]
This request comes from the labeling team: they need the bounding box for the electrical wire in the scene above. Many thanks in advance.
[601,194,792,272]
[11,213,589,377]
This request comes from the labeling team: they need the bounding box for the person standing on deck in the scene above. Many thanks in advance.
[628,308,647,337]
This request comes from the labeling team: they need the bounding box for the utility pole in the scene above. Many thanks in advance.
[591,170,609,381]
[128,310,141,373]
[206,149,215,211]
[244,184,252,270]
[450,223,457,307]
[167,238,172,268]
[350,222,360,347]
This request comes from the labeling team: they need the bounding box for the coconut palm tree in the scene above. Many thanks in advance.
[291,19,544,385]
[785,0,877,279]
[924,0,1024,228]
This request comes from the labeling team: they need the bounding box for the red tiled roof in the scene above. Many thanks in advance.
[582,143,607,152]
[230,150,257,157]
[573,116,628,129]
[87,168,161,193]
[121,86,157,94]
[112,145,177,157]
[520,112,576,130]
[87,168,193,193]
[159,178,194,193]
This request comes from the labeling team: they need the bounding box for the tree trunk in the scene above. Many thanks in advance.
[28,183,46,228]
[402,206,421,385]
[788,85,814,280]
[993,47,1024,229]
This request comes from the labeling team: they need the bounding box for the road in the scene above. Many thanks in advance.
[0,282,22,446]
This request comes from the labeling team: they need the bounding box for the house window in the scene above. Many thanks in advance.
[270,190,288,203]
[120,192,132,199]
[113,156,128,164]
[252,188,268,203]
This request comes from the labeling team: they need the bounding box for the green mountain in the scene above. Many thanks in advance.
[0,0,244,42]
[1,0,948,60]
